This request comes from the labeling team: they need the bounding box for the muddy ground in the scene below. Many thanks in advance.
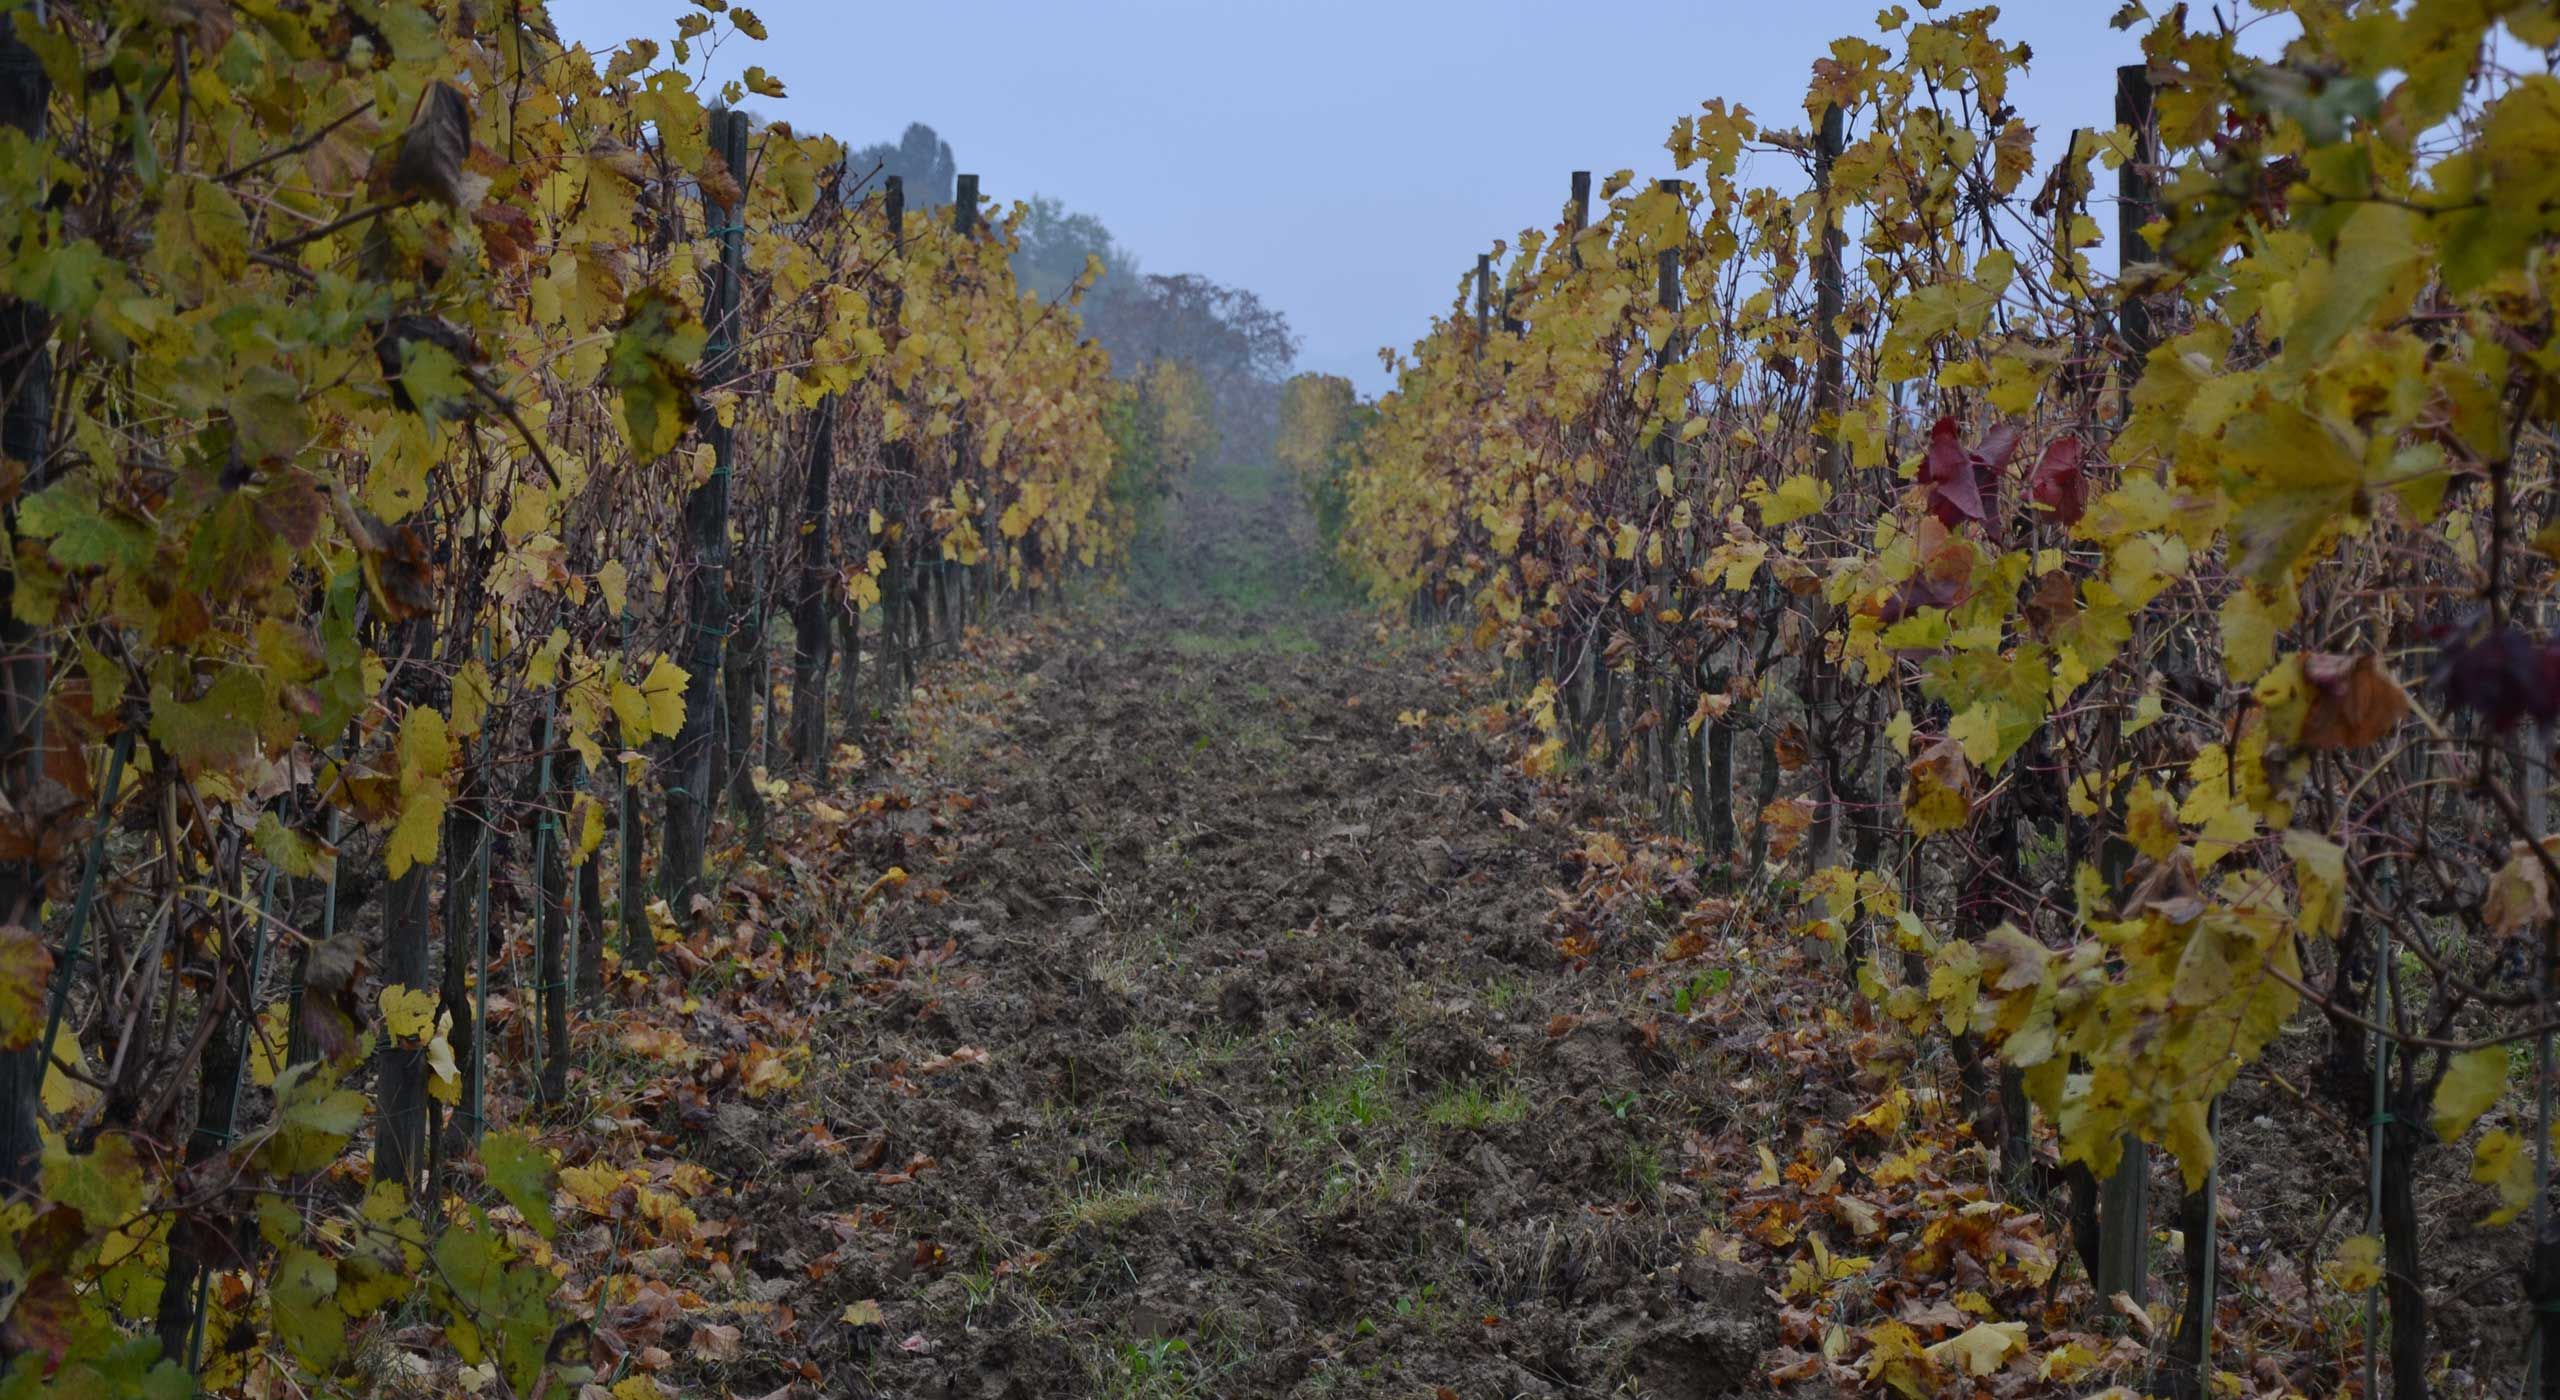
[692,463,1774,1398]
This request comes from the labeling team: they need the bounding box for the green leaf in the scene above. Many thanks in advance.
[18,474,150,574]
[2,1340,193,1400]
[2219,400,2364,585]
[335,1182,427,1319]
[481,1130,557,1240]
[2283,202,2424,368]
[270,1248,346,1371]
[16,239,111,319]
[147,174,248,306]
[431,1214,562,1393]
[228,365,313,465]
[149,665,277,773]
[77,643,125,721]
[261,1062,365,1174]
[392,338,472,421]
[604,289,707,460]
[253,812,332,881]
[42,1131,144,1230]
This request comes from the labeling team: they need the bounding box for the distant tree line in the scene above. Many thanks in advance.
[850,121,1300,465]
[1276,372,1372,564]
[850,121,957,209]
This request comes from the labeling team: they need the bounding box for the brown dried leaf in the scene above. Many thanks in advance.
[391,82,480,209]
[2484,843,2553,939]
[2298,651,2410,750]
[1774,724,1810,772]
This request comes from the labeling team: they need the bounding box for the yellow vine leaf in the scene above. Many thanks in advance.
[2326,1234,2385,1293]
[0,922,49,1050]
[379,986,438,1042]
[2431,1047,2508,1142]
[2287,830,2348,940]
[1752,475,1831,527]
[450,659,493,740]
[2483,844,2552,940]
[2218,583,2290,683]
[2473,1129,2534,1226]
[387,706,453,879]
[641,655,691,740]
[1926,1320,2026,1377]
[42,1022,98,1116]
[426,1013,460,1106]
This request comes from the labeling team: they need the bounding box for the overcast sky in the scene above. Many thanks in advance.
[545,2,2288,397]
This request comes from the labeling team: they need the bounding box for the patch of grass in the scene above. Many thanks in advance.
[1481,974,1529,1013]
[1299,1061,1395,1137]
[1346,1280,1459,1346]
[1619,1141,1665,1202]
[1425,1081,1528,1131]
[959,1264,1000,1324]
[1095,1336,1197,1399]
[1381,1280,1455,1335]
[1055,1179,1165,1235]
[1315,1142,1425,1216]
[1672,966,1733,1014]
[1125,1022,1250,1098]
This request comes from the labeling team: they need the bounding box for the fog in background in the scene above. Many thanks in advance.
[545,1,2298,405]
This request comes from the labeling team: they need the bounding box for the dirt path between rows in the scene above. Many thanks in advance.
[708,464,1773,1398]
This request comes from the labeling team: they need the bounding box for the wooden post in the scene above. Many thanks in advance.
[611,609,651,976]
[1806,104,1849,872]
[757,541,781,778]
[863,177,909,720]
[1653,178,1687,824]
[439,766,485,1145]
[2104,56,2162,1328]
[1475,252,1492,358]
[947,173,981,640]
[1561,170,1599,749]
[1813,106,1846,483]
[789,393,839,769]
[2115,63,2158,401]
[0,19,53,1197]
[155,854,261,1360]
[663,106,749,923]
[373,617,437,1194]
[1654,181,1685,378]
[535,699,569,1107]
[719,550,767,834]
[877,537,909,705]
[1568,170,1591,270]
[618,739,647,968]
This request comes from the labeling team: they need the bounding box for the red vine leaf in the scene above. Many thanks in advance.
[2027,438,2087,526]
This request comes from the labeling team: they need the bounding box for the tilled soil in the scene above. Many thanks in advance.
[708,466,1771,1398]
